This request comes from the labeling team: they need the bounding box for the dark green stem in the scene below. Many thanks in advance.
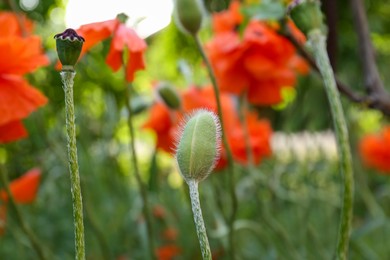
[61,71,86,260]
[194,34,238,259]
[124,85,156,259]
[0,165,48,260]
[188,180,212,260]
[309,30,354,260]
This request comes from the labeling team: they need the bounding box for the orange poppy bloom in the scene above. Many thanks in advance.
[206,1,308,105]
[0,12,48,143]
[156,244,181,260]
[359,127,390,174]
[0,11,34,36]
[162,227,178,241]
[143,85,272,169]
[0,168,41,203]
[75,15,147,82]
[0,168,41,235]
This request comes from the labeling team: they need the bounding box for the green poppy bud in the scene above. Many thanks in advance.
[54,28,85,71]
[157,82,182,110]
[287,0,325,36]
[175,110,221,183]
[174,0,203,35]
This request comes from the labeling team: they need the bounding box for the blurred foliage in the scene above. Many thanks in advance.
[1,0,390,259]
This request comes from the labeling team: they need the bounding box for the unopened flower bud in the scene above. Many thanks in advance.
[287,0,324,35]
[175,110,221,183]
[174,0,203,35]
[54,28,85,71]
[157,82,182,110]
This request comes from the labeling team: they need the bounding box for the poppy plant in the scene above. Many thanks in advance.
[0,168,41,235]
[359,127,390,174]
[205,1,308,105]
[73,13,147,82]
[143,85,272,169]
[0,12,49,143]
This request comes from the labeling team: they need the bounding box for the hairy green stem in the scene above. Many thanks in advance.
[188,180,212,260]
[61,71,86,260]
[309,30,354,260]
[194,34,238,259]
[124,85,156,259]
[0,165,48,260]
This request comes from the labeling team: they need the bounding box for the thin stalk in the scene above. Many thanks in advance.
[238,93,255,168]
[124,84,156,259]
[61,71,86,260]
[308,30,354,260]
[194,34,238,259]
[187,180,212,260]
[0,165,47,260]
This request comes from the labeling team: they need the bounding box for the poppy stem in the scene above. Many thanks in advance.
[60,71,86,260]
[124,84,156,260]
[187,180,212,260]
[308,30,354,260]
[194,34,238,259]
[0,165,48,260]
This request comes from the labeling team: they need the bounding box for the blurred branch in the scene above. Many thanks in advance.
[283,30,364,103]
[349,0,390,114]
[282,24,390,116]
[323,0,338,69]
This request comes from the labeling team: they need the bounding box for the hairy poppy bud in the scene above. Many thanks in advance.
[175,110,221,183]
[174,0,203,35]
[287,0,324,35]
[54,28,85,71]
[156,82,182,110]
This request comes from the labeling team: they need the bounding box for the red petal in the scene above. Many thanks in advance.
[77,19,118,58]
[0,11,34,37]
[0,75,47,125]
[0,36,48,75]
[0,120,27,143]
[106,43,123,72]
[125,51,145,82]
[0,168,41,203]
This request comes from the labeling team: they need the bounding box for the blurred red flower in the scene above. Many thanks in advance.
[143,85,272,169]
[205,1,308,105]
[0,12,48,143]
[156,244,181,260]
[163,227,178,241]
[359,127,390,174]
[74,15,147,82]
[0,168,42,235]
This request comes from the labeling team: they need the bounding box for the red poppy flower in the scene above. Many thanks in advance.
[205,1,308,105]
[359,127,390,174]
[0,168,41,203]
[156,244,181,260]
[75,15,147,82]
[0,12,49,143]
[0,168,41,235]
[0,11,34,36]
[143,85,272,169]
[162,227,178,241]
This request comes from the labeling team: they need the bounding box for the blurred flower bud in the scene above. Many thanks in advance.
[175,110,221,183]
[157,82,182,110]
[174,0,203,35]
[287,0,324,35]
[54,28,85,71]
[130,96,151,115]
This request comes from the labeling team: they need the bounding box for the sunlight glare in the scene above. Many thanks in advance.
[65,0,173,38]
